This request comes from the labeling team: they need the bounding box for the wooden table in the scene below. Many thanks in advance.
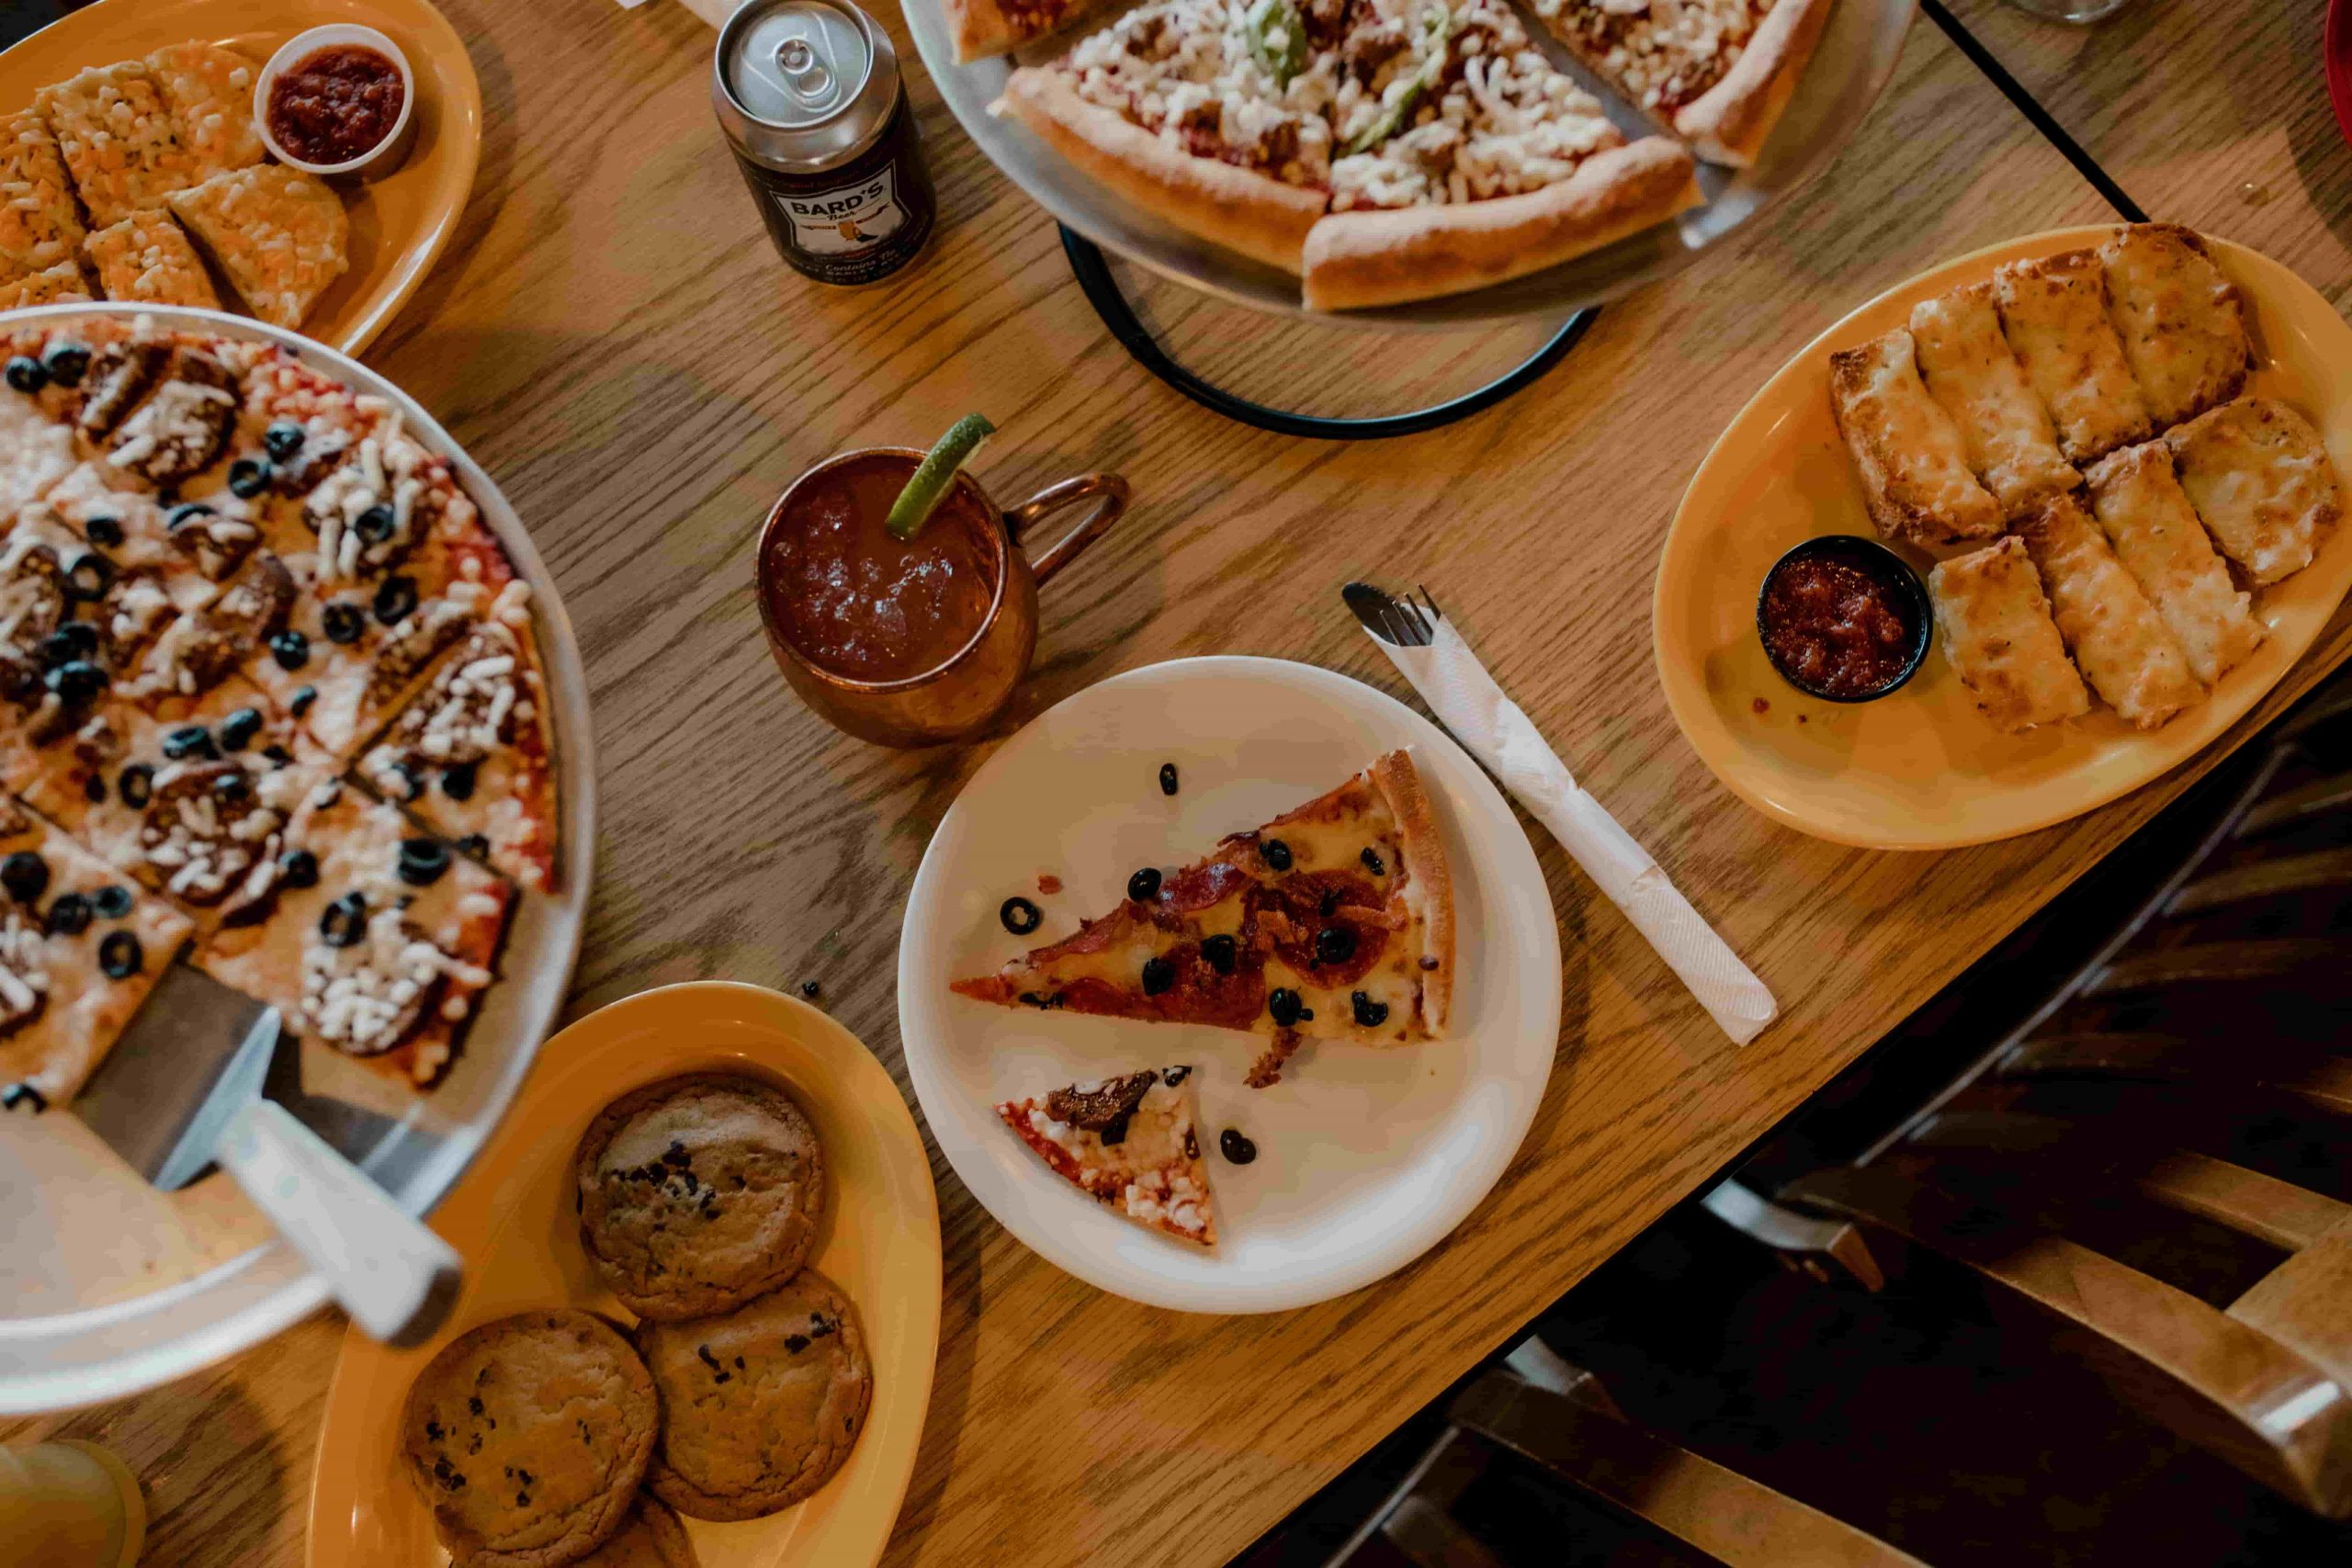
[7,0,2351,1562]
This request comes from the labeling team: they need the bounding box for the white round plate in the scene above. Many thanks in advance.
[897,657,1562,1313]
[0,304,594,1413]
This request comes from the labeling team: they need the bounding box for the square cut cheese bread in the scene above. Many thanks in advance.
[2082,441,2264,688]
[2016,491,2203,731]
[1928,536,2088,734]
[1827,326,2004,547]
[2165,396,2342,586]
[1994,248,2154,465]
[1908,282,2075,522]
[2098,223,2250,432]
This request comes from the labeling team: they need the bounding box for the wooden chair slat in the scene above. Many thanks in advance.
[1782,1166,2352,1515]
[2240,773,2352,838]
[2136,1152,2352,1254]
[2232,1219,2352,1397]
[2166,849,2352,916]
[1998,1032,2194,1079]
[1379,1493,1514,1568]
[2087,941,2346,997]
[1446,1370,1927,1568]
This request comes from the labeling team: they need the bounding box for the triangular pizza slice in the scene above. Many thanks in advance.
[1527,0,1835,168]
[953,749,1454,1086]
[996,1066,1217,1246]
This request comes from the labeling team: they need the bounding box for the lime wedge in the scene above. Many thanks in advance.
[886,413,997,541]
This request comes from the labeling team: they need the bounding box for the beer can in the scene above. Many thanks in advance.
[713,0,938,287]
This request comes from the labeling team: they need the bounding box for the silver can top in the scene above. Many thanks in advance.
[714,0,901,173]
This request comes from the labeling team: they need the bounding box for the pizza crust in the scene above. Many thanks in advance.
[1368,749,1453,1037]
[1670,0,1837,167]
[949,0,1121,61]
[996,68,1329,276]
[1301,136,1696,311]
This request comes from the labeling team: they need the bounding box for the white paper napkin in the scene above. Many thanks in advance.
[1368,619,1778,1045]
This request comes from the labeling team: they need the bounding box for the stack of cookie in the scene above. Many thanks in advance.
[399,1074,872,1566]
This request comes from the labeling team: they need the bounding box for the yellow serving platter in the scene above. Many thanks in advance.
[1653,227,2352,851]
[306,983,943,1568]
[0,0,482,356]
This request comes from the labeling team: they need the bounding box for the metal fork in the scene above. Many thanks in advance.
[1342,581,1445,649]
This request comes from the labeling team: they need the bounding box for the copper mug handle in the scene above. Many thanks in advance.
[1004,473,1129,586]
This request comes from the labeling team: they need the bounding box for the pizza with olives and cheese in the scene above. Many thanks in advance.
[996,0,1702,308]
[995,1066,1217,1246]
[0,314,564,1109]
[0,794,191,1110]
[196,781,512,1089]
[953,749,1454,1087]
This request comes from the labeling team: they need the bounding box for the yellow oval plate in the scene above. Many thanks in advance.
[306,983,943,1568]
[1654,227,2352,850]
[0,0,482,356]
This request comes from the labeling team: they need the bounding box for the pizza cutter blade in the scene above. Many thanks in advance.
[74,970,465,1347]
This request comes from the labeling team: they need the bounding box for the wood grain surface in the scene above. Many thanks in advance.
[6,0,2351,1564]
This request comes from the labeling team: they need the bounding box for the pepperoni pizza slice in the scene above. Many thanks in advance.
[953,749,1454,1086]
[995,1066,1217,1246]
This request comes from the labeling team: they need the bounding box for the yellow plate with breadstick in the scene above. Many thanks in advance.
[1654,226,2352,850]
[0,0,481,355]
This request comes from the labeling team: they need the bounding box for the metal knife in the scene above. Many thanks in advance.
[74,971,463,1347]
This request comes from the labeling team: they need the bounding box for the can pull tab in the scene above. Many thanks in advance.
[774,31,839,110]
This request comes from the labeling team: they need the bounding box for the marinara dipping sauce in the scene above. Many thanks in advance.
[1756,536,1930,703]
[267,46,406,167]
[762,452,996,682]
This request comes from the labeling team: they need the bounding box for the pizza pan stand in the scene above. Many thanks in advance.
[1061,227,1598,437]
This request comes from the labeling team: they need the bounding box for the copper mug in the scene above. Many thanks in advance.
[756,447,1129,747]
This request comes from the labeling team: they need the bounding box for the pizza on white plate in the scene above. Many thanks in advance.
[954,748,1453,1087]
[995,1065,1217,1246]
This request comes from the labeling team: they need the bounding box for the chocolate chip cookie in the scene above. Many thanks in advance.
[401,1309,660,1568]
[574,1074,827,1322]
[573,1493,697,1567]
[634,1269,873,1521]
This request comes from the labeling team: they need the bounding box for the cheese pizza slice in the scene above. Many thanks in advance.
[996,1066,1216,1246]
[996,0,1345,275]
[999,0,1697,304]
[1528,0,1836,167]
[1301,0,1699,310]
[953,750,1453,1087]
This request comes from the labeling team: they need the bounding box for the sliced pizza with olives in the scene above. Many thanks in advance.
[995,1065,1217,1246]
[195,781,512,1089]
[953,749,1454,1087]
[0,315,564,1110]
[0,794,191,1110]
[2,675,331,927]
[994,0,1701,307]
[353,592,560,892]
